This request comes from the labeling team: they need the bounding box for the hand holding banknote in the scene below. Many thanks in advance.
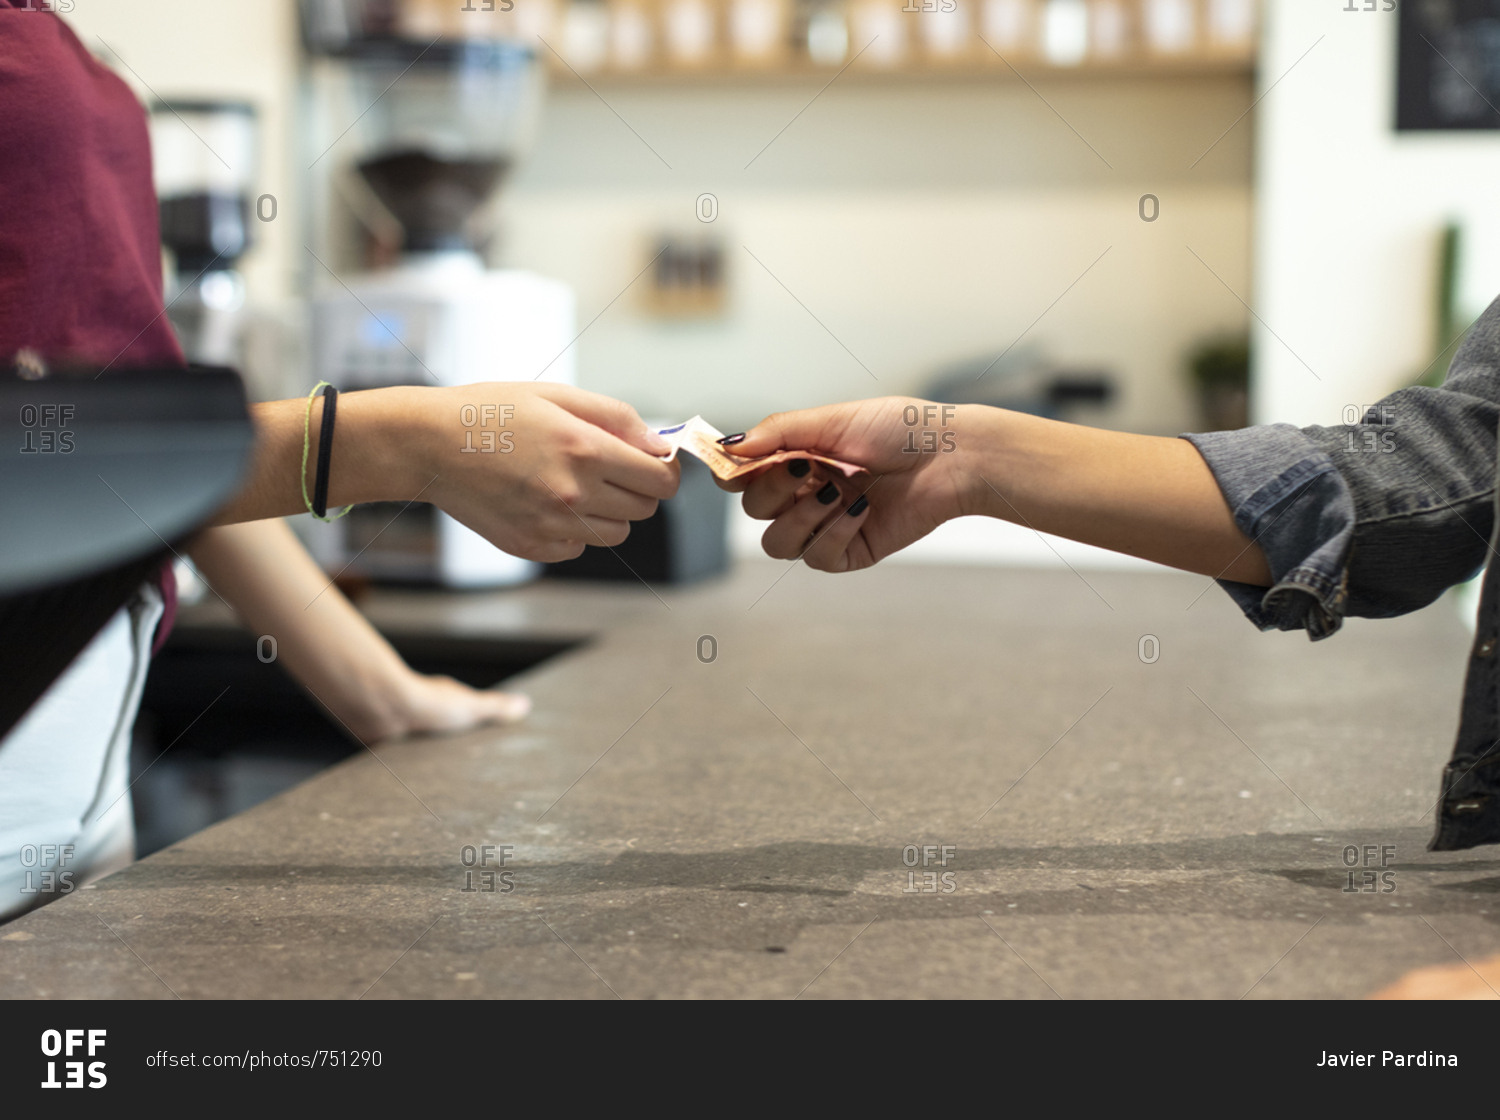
[673,398,974,573]
[706,396,1273,585]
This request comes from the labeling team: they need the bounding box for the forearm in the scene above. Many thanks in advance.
[209,387,432,526]
[187,519,414,741]
[960,406,1271,585]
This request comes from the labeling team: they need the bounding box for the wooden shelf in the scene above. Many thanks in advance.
[548,50,1255,85]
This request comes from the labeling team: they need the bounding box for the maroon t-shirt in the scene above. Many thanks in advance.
[0,6,183,368]
[1,5,184,639]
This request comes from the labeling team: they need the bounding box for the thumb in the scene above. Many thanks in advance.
[548,385,671,456]
[733,405,849,459]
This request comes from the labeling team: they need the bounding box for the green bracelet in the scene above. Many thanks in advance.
[302,380,353,523]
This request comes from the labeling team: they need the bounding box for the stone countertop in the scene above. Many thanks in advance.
[3,559,1497,999]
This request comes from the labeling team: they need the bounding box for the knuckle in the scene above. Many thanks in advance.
[545,479,583,508]
[559,429,596,463]
[577,436,606,465]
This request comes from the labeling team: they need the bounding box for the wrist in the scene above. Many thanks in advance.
[366,662,427,739]
[319,642,426,743]
[951,404,1016,519]
[959,407,1075,525]
[334,385,438,504]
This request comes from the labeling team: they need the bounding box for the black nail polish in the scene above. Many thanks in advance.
[847,494,869,517]
[787,459,812,478]
[717,432,746,446]
[816,481,840,505]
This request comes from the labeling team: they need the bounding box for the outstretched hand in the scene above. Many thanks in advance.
[723,398,971,572]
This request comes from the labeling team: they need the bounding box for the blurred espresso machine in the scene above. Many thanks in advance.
[301,6,573,587]
[151,100,259,368]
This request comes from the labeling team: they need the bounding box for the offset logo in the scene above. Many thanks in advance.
[40,1029,106,1089]
[18,844,75,897]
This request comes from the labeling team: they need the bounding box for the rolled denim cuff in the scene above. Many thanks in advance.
[1182,424,1357,640]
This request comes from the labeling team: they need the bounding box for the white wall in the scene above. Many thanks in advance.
[1254,0,1500,427]
[501,72,1256,437]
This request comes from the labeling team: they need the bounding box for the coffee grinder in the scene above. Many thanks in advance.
[151,100,258,367]
[306,38,574,587]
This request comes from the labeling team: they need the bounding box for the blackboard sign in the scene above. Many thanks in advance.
[1397,0,1500,130]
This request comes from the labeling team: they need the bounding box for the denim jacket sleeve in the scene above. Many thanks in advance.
[1182,294,1500,641]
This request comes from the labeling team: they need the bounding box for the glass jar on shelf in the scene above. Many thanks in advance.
[848,0,908,69]
[728,0,792,66]
[796,0,850,66]
[1203,0,1255,55]
[1087,0,1132,61]
[979,0,1036,61]
[662,0,721,67]
[1040,0,1088,66]
[609,0,657,69]
[912,0,972,65]
[561,0,612,70]
[1139,0,1196,56]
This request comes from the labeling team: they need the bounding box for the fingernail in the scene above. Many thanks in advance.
[716,432,746,446]
[816,481,840,505]
[788,459,812,478]
[847,495,869,517]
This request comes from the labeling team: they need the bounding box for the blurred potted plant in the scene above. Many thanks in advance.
[1414,221,1466,389]
[1188,333,1250,431]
